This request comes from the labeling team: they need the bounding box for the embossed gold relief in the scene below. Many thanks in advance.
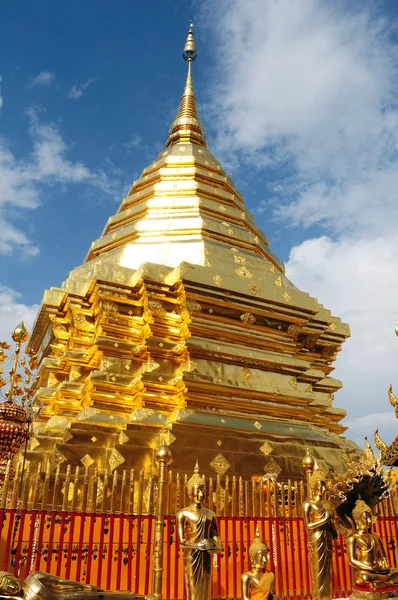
[210,453,231,476]
[275,276,282,286]
[63,430,73,443]
[81,454,95,468]
[234,255,246,264]
[235,266,253,278]
[264,458,281,476]
[212,275,223,286]
[109,448,125,471]
[132,408,154,421]
[159,429,176,446]
[118,430,129,445]
[249,283,261,295]
[147,358,160,372]
[76,407,100,421]
[240,312,256,325]
[148,298,166,318]
[240,367,255,382]
[259,442,273,456]
[283,292,292,303]
[170,408,194,422]
[185,296,202,313]
[52,449,67,467]
[29,438,40,451]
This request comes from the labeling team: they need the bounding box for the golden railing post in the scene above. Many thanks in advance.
[152,442,172,600]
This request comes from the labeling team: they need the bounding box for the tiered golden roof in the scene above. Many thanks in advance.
[26,26,356,480]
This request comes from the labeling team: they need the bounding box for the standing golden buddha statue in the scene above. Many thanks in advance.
[303,464,336,600]
[241,529,274,600]
[176,461,223,600]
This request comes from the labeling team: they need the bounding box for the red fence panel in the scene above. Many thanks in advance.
[2,510,398,599]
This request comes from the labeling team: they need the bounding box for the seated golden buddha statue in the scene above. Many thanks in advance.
[0,570,141,600]
[347,499,398,597]
[241,530,274,600]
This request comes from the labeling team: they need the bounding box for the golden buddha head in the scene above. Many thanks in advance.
[187,460,206,501]
[249,529,270,568]
[309,462,329,496]
[352,500,374,529]
[0,572,22,596]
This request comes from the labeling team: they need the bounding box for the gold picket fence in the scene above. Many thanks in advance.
[2,460,398,518]
[2,460,311,517]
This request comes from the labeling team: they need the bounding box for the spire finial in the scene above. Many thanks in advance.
[183,21,197,62]
[165,23,206,148]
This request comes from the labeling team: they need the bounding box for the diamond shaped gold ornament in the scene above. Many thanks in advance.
[109,448,125,471]
[81,454,95,468]
[264,458,282,476]
[210,453,231,476]
[259,441,273,456]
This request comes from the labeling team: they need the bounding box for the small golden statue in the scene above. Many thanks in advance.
[0,570,138,599]
[347,500,398,596]
[176,461,223,600]
[241,529,274,600]
[303,464,336,600]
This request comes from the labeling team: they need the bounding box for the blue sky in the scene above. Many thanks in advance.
[1,0,398,447]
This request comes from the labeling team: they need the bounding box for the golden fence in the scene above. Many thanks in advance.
[2,460,310,517]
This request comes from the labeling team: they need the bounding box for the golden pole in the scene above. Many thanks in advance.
[152,442,172,600]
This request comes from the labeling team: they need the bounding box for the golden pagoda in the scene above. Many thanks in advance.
[26,25,355,482]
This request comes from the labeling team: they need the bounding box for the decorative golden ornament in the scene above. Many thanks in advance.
[259,441,273,456]
[0,400,29,480]
[240,312,256,325]
[235,266,253,278]
[210,453,231,476]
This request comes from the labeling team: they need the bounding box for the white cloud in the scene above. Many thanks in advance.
[123,134,143,153]
[28,71,55,88]
[202,0,398,446]
[0,286,39,344]
[68,78,96,100]
[0,109,121,256]
[286,236,398,446]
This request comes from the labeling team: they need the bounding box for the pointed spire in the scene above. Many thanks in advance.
[166,22,206,148]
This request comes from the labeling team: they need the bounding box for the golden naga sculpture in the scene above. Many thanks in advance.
[302,458,336,600]
[176,460,223,600]
[347,499,398,595]
[241,529,274,600]
[374,386,398,467]
[328,438,397,600]
[373,321,398,467]
[0,570,143,600]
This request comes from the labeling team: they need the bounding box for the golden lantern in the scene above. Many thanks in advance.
[0,322,38,480]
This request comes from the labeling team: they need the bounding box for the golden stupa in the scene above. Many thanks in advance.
[26,25,356,482]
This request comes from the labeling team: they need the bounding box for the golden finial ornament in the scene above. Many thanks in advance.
[302,448,315,472]
[11,322,29,344]
[166,22,206,148]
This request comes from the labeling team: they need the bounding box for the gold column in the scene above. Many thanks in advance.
[152,442,172,600]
